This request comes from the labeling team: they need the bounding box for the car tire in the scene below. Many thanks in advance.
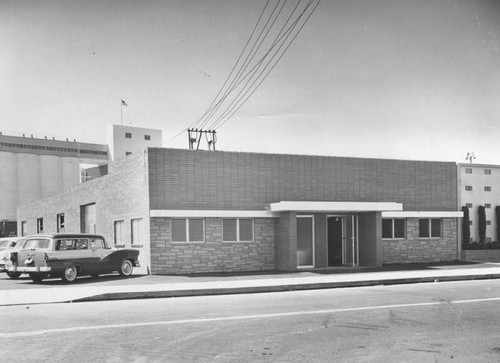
[62,266,78,283]
[119,259,133,277]
[29,273,43,283]
[6,271,21,279]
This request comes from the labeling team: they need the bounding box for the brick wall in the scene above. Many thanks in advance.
[17,151,151,274]
[148,148,458,212]
[461,250,500,262]
[382,218,458,264]
[150,217,275,274]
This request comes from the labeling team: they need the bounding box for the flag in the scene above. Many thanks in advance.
[121,99,128,106]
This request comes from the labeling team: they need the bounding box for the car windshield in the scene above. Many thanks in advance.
[23,239,51,249]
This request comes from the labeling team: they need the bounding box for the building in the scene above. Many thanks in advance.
[0,133,109,235]
[458,163,500,243]
[0,125,162,236]
[17,148,462,275]
[106,124,162,161]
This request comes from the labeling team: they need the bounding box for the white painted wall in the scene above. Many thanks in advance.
[459,164,500,242]
[106,124,162,161]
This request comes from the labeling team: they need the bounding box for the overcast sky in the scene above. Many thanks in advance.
[1,0,499,163]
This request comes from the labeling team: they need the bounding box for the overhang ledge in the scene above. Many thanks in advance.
[269,201,403,213]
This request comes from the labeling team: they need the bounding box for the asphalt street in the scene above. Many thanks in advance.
[2,279,500,362]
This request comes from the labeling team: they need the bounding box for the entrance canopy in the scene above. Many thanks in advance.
[269,201,403,213]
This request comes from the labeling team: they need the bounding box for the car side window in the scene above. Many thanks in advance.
[75,239,88,250]
[90,238,105,249]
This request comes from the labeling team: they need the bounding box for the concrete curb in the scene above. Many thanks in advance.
[72,272,500,303]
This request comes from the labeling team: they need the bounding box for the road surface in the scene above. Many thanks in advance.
[1,279,500,362]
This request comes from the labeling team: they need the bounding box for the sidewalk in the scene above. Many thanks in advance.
[2,261,500,306]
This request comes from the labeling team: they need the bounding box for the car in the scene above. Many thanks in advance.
[8,233,140,283]
[0,237,27,279]
[0,237,19,251]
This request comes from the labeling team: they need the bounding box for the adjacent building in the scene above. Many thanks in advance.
[17,148,463,275]
[458,163,500,243]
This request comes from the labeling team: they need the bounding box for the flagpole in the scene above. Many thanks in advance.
[121,100,123,125]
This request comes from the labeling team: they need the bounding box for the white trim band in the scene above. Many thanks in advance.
[382,211,463,218]
[150,210,277,218]
[270,201,403,212]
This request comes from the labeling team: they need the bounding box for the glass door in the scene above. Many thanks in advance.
[297,216,314,268]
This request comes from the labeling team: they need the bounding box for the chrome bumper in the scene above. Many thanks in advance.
[8,266,52,273]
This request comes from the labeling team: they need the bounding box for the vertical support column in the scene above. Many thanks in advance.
[275,211,297,271]
[358,211,382,267]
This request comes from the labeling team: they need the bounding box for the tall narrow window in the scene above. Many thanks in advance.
[57,213,65,233]
[21,221,27,236]
[114,220,124,246]
[37,218,43,234]
[131,218,142,245]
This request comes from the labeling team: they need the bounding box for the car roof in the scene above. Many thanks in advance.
[24,233,106,239]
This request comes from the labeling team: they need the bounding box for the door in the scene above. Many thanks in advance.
[297,216,314,268]
[327,216,358,267]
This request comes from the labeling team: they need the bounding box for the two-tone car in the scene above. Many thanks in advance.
[0,237,27,279]
[8,233,140,283]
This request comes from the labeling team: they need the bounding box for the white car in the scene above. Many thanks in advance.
[0,237,19,251]
[0,237,26,279]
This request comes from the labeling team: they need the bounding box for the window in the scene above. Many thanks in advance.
[485,186,492,191]
[485,203,491,208]
[382,219,406,239]
[21,221,27,236]
[37,218,43,233]
[90,238,106,249]
[485,169,491,175]
[419,219,441,238]
[466,203,473,208]
[223,218,254,242]
[114,220,124,246]
[465,168,472,174]
[487,220,492,226]
[125,132,132,138]
[126,151,132,156]
[465,186,473,191]
[171,218,205,242]
[131,218,142,245]
[145,135,151,140]
[57,213,65,233]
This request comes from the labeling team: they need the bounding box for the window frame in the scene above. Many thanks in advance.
[114,220,125,247]
[37,217,44,234]
[382,218,406,239]
[465,186,473,191]
[144,134,151,141]
[131,218,143,247]
[465,168,472,174]
[485,169,491,175]
[222,218,254,242]
[171,218,205,243]
[484,186,492,192]
[57,213,65,233]
[419,218,442,239]
[125,132,132,139]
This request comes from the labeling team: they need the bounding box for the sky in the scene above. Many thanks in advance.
[1,0,499,164]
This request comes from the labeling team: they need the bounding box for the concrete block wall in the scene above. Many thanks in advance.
[150,217,275,274]
[382,218,458,264]
[148,148,458,212]
[17,151,151,274]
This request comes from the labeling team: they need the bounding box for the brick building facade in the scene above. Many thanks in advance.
[17,148,462,275]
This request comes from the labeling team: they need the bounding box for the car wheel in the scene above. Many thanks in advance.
[119,259,133,277]
[29,273,43,283]
[6,271,21,279]
[61,266,78,283]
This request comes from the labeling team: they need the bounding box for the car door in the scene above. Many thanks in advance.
[89,237,114,274]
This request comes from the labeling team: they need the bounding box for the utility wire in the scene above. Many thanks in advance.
[209,0,321,130]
